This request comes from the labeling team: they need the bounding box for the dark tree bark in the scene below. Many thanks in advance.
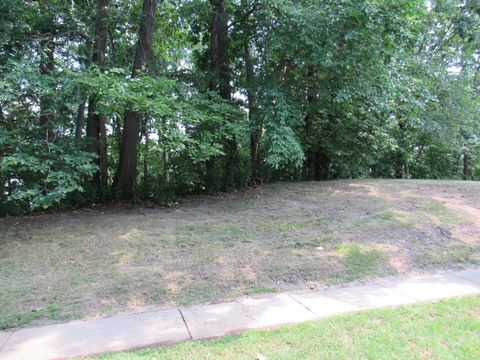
[463,153,471,180]
[159,119,170,184]
[163,150,170,184]
[142,118,149,189]
[304,96,315,179]
[304,66,320,180]
[114,0,158,197]
[87,0,109,190]
[114,115,122,151]
[75,101,86,141]
[209,0,231,99]
[395,119,408,179]
[208,0,240,190]
[91,0,109,67]
[86,100,98,149]
[305,113,331,181]
[99,116,108,188]
[244,43,260,181]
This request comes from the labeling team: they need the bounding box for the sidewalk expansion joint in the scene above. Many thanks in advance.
[373,281,420,303]
[286,293,318,317]
[451,273,480,285]
[178,308,193,340]
[0,331,14,352]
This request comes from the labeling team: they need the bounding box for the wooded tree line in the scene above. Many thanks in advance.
[0,0,479,215]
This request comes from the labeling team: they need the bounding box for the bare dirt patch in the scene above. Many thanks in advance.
[1,180,479,329]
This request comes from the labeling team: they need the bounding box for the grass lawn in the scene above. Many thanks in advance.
[1,180,480,329]
[97,295,480,360]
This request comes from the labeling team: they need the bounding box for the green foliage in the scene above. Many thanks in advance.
[0,0,479,214]
[259,88,304,172]
[0,129,97,214]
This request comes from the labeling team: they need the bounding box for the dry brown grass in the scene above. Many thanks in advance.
[1,179,479,329]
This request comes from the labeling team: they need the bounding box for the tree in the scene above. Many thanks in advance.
[1,0,479,215]
[114,0,158,197]
[86,0,110,190]
[38,7,56,132]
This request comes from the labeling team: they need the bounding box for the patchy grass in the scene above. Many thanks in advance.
[351,209,416,230]
[406,196,470,225]
[1,180,480,329]
[334,244,387,283]
[0,303,65,330]
[97,295,480,360]
[416,243,479,269]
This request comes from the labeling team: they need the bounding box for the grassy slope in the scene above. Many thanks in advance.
[1,180,480,329]
[98,296,480,360]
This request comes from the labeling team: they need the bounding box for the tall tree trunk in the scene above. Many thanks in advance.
[396,119,408,179]
[163,150,170,184]
[209,0,239,190]
[87,0,109,190]
[39,38,55,130]
[75,101,85,141]
[99,116,108,188]
[114,0,157,197]
[0,106,4,168]
[142,119,149,189]
[463,153,471,180]
[304,98,316,179]
[209,0,231,99]
[114,115,122,151]
[244,42,260,180]
[160,119,170,184]
[304,66,318,179]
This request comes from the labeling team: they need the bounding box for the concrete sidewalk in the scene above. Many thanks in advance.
[1,268,479,359]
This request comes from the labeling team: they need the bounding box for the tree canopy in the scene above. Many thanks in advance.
[0,0,479,215]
